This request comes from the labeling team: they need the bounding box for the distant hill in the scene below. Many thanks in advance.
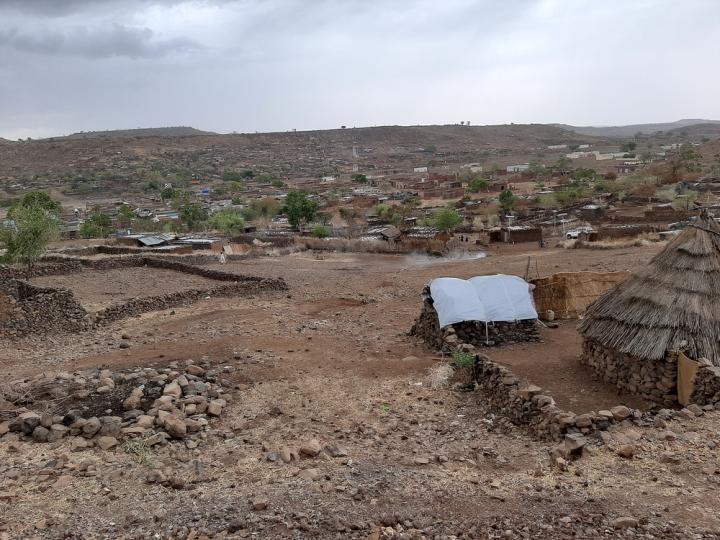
[52,126,217,140]
[557,119,720,138]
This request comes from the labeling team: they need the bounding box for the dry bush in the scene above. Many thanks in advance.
[426,363,454,389]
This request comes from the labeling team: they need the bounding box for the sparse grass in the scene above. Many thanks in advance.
[452,350,475,368]
[121,435,156,468]
[378,403,391,415]
[426,363,454,389]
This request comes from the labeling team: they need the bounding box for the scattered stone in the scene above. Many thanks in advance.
[164,416,187,439]
[96,436,119,450]
[612,517,639,529]
[252,498,268,511]
[298,468,321,481]
[299,439,322,457]
[610,406,632,420]
[616,445,635,459]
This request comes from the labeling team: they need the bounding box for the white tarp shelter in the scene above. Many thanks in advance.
[429,274,537,328]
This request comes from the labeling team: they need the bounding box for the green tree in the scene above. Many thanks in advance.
[207,208,246,235]
[352,173,368,184]
[1,205,58,268]
[160,186,177,200]
[498,190,516,213]
[311,224,330,238]
[222,170,243,182]
[283,191,318,229]
[82,213,113,238]
[179,203,208,231]
[621,141,637,153]
[117,204,134,227]
[432,207,462,232]
[554,156,572,175]
[468,176,489,193]
[375,203,392,219]
[9,191,62,218]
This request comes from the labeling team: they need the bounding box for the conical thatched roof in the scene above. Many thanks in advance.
[579,212,720,363]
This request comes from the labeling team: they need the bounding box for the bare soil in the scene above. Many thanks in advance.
[30,267,222,312]
[3,243,720,538]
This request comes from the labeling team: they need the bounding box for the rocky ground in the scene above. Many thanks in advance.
[2,243,720,539]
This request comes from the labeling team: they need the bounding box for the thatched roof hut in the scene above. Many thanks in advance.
[579,211,720,364]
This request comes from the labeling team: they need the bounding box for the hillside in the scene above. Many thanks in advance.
[0,123,611,180]
[53,126,217,140]
[559,119,720,137]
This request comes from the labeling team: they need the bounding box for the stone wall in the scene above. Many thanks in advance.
[94,279,286,326]
[0,258,288,338]
[471,352,639,446]
[580,340,677,406]
[410,297,539,352]
[0,279,90,336]
[690,358,720,406]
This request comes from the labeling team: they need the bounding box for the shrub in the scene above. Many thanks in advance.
[452,350,475,369]
[311,225,330,238]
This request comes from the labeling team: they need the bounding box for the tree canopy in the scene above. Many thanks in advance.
[9,191,62,218]
[283,191,318,229]
[80,213,113,238]
[467,176,489,193]
[179,203,208,231]
[208,208,246,235]
[1,205,58,268]
[498,190,516,213]
[432,207,462,232]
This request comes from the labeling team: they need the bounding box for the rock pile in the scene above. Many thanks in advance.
[0,361,231,450]
[410,295,539,352]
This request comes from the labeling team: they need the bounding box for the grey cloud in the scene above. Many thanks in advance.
[0,0,236,17]
[0,24,201,59]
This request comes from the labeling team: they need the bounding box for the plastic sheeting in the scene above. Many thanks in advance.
[429,274,538,328]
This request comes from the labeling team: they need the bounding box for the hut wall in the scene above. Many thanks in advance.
[690,359,720,406]
[580,340,677,405]
[410,299,539,350]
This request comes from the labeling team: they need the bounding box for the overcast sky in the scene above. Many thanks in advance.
[1,0,719,140]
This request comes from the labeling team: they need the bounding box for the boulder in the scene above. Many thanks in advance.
[299,439,322,458]
[164,416,187,439]
[96,436,119,450]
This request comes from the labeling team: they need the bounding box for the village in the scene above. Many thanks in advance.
[1,121,720,539]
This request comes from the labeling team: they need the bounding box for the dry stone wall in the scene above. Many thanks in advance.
[580,340,678,406]
[410,296,540,352]
[0,257,287,337]
[0,279,90,336]
[690,358,720,406]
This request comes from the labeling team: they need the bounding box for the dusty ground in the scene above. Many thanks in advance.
[30,268,222,312]
[3,242,720,539]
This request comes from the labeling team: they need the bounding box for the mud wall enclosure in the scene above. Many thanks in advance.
[0,256,287,338]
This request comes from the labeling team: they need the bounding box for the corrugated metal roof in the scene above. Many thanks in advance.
[137,235,167,246]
